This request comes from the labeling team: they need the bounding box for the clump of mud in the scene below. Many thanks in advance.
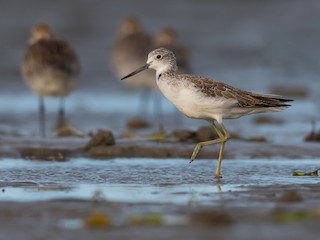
[126,118,150,130]
[19,148,67,161]
[170,126,266,143]
[171,129,196,142]
[253,116,284,125]
[170,126,219,142]
[189,210,232,225]
[245,136,267,142]
[305,132,320,142]
[304,121,320,142]
[84,129,115,151]
[54,125,86,137]
[278,190,302,202]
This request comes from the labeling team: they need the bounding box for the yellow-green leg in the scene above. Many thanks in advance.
[189,122,225,163]
[190,137,225,163]
[212,123,224,138]
[214,142,226,179]
[214,123,230,179]
[189,122,230,179]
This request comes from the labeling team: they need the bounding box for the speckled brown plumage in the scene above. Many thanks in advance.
[24,39,79,75]
[182,75,292,108]
[22,24,80,97]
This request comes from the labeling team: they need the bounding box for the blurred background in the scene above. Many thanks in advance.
[0,0,319,141]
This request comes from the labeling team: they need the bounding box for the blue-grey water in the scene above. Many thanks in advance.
[0,158,318,204]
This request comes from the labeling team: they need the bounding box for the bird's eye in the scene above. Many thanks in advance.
[156,55,161,59]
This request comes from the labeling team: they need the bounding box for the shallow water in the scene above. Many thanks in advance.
[0,90,316,144]
[0,158,318,204]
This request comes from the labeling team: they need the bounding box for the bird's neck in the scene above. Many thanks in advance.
[156,64,178,80]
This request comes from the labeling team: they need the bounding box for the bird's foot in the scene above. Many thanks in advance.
[190,144,203,163]
[214,174,223,179]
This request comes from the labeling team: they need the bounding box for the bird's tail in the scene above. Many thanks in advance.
[251,93,293,108]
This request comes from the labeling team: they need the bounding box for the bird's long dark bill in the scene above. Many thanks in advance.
[121,64,149,80]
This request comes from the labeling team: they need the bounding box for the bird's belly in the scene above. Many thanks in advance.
[174,100,207,119]
[26,69,75,97]
[157,82,220,119]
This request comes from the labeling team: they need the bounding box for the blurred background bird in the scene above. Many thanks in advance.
[111,17,159,129]
[111,17,155,91]
[111,17,165,132]
[21,23,80,137]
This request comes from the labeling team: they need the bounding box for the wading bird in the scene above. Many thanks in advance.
[121,48,292,178]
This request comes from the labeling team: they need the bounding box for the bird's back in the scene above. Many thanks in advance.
[184,75,292,108]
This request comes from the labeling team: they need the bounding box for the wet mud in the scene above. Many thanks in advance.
[1,134,320,161]
[0,135,320,240]
[0,183,319,240]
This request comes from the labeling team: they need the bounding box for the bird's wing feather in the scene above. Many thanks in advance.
[23,39,80,77]
[179,74,292,108]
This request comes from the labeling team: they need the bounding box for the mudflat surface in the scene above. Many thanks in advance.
[0,158,320,240]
